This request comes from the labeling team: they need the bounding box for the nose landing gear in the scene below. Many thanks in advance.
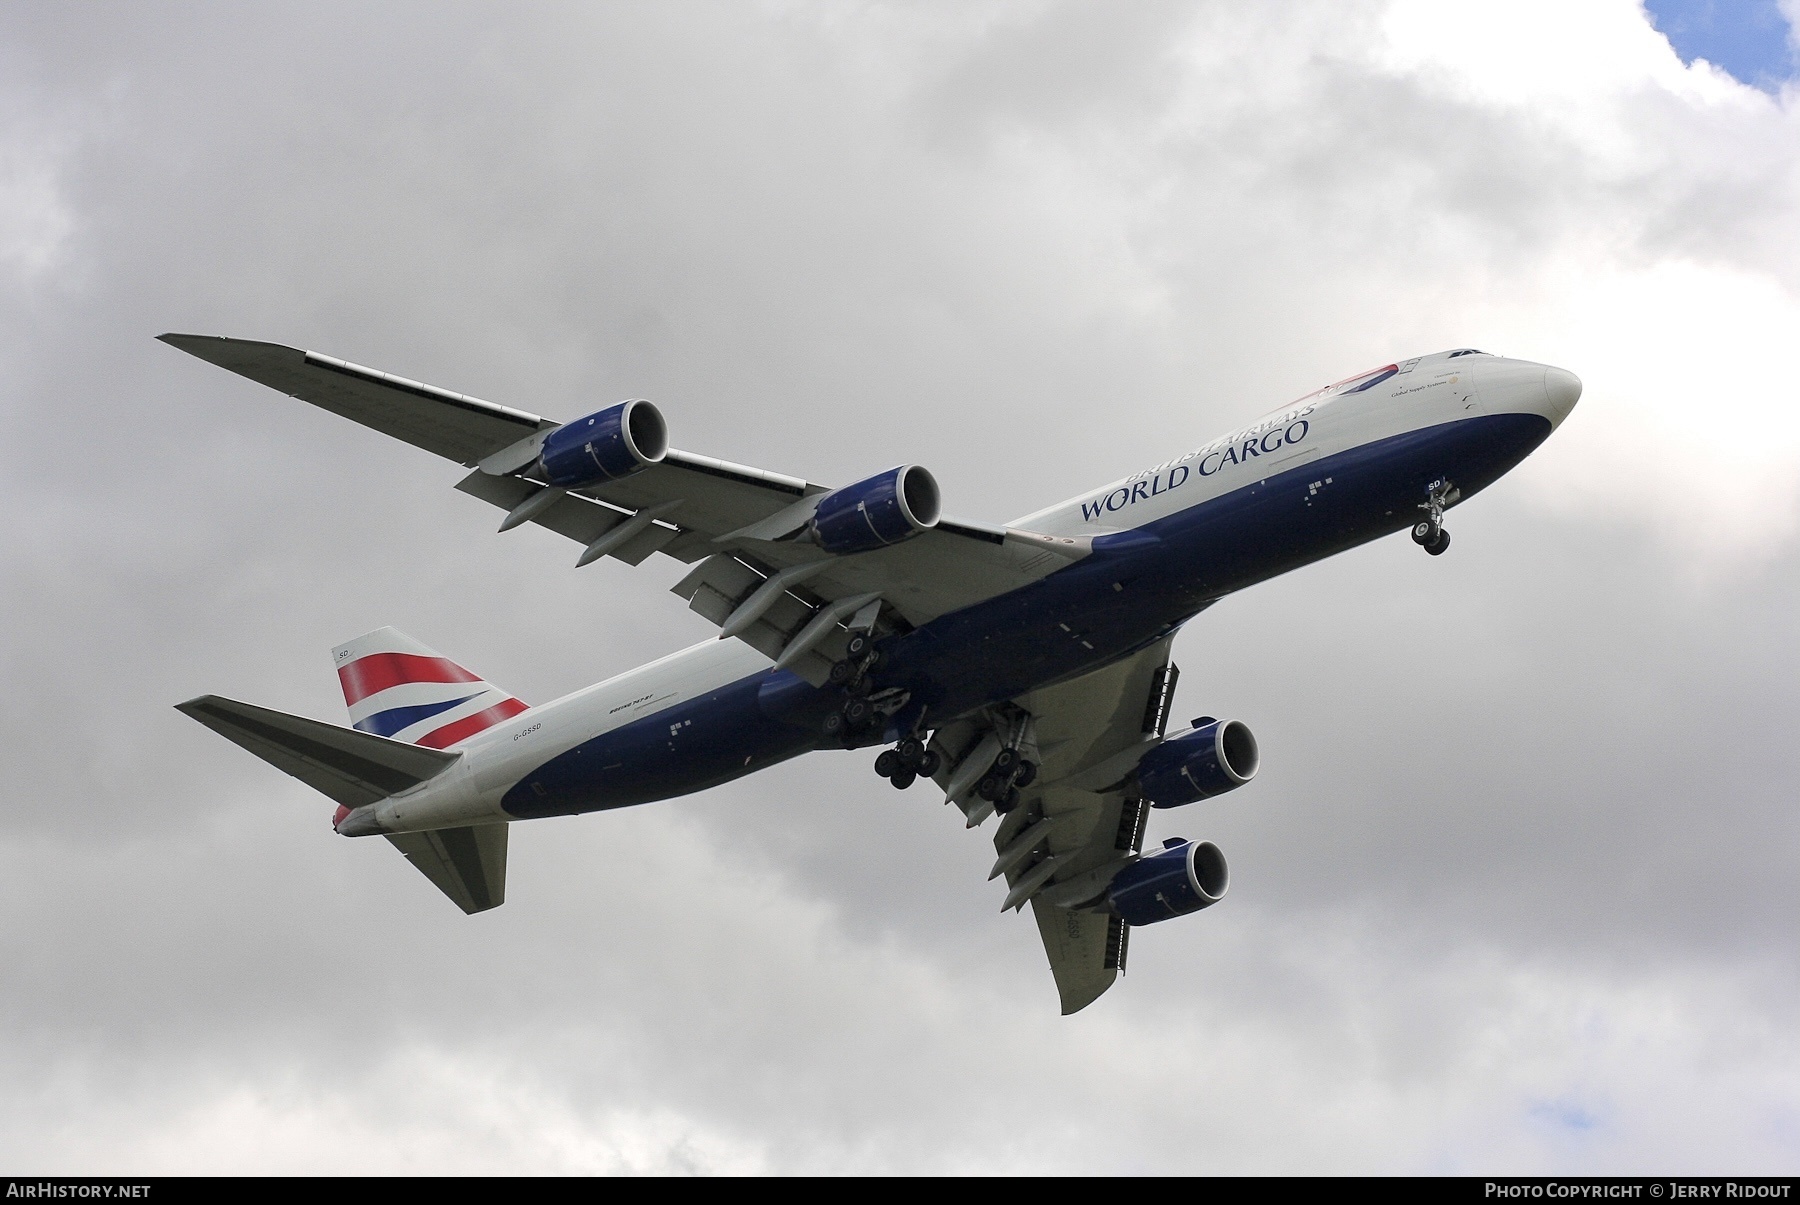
[1412,479,1459,556]
[1411,522,1451,556]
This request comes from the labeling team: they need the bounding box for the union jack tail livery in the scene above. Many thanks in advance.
[334,627,528,750]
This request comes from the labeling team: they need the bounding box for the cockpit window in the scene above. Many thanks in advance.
[1447,348,1485,358]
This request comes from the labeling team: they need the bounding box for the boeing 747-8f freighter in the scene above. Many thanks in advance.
[166,336,1578,1012]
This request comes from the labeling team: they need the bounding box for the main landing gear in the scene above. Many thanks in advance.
[822,634,885,739]
[874,736,941,790]
[976,746,1037,815]
[1411,478,1459,557]
[871,735,1039,807]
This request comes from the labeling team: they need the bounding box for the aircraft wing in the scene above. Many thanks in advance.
[163,335,1088,674]
[159,334,557,467]
[929,635,1182,1013]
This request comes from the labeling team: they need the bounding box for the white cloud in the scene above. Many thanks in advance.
[6,880,1793,1173]
[14,1052,770,1175]
[1354,2,1800,558]
[1380,0,1751,110]
[1488,257,1800,554]
[1056,0,1800,562]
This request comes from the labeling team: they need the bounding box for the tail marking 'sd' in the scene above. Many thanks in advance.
[334,627,527,750]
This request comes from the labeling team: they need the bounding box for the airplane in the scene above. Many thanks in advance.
[165,335,1579,1012]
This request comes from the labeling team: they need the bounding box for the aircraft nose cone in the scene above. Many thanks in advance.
[1543,365,1581,426]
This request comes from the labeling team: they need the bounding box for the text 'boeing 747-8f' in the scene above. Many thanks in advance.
[165,336,1578,1013]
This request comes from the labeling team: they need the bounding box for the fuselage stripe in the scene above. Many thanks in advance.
[1342,366,1399,394]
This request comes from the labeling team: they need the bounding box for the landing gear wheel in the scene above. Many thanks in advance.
[1415,479,1458,555]
[896,736,924,765]
[890,769,916,790]
[874,750,900,778]
[842,697,871,726]
[1012,760,1037,789]
[828,659,856,686]
[917,749,941,777]
[821,713,844,738]
[994,787,1020,815]
[845,633,871,659]
[978,773,1007,802]
[992,748,1018,774]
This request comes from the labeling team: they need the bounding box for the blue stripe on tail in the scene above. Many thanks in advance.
[353,692,482,738]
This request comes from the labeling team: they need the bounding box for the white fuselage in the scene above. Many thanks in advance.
[357,350,1577,835]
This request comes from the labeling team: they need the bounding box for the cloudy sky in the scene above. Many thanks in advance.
[2,0,1797,1175]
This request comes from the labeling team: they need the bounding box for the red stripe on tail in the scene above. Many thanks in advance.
[339,652,483,707]
[416,697,530,749]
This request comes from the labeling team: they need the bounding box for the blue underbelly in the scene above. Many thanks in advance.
[501,671,823,818]
[880,411,1552,719]
[503,412,1551,813]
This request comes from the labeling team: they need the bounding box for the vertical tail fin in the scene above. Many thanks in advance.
[333,627,528,750]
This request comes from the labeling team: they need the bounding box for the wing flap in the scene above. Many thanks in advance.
[703,523,1087,628]
[999,781,1145,1013]
[568,452,821,557]
[672,554,837,684]
[455,471,678,566]
[962,638,1177,1012]
[386,823,508,914]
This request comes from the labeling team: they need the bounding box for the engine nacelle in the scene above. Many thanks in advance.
[1106,838,1229,925]
[1135,718,1258,808]
[809,465,941,554]
[537,399,668,487]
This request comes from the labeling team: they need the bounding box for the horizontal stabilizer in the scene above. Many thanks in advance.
[386,824,508,914]
[177,694,459,808]
[159,334,554,466]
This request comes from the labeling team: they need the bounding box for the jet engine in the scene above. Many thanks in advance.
[1106,838,1229,925]
[537,400,668,487]
[809,465,941,554]
[1135,718,1259,808]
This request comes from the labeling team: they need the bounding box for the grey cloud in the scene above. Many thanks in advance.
[0,0,1795,1174]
